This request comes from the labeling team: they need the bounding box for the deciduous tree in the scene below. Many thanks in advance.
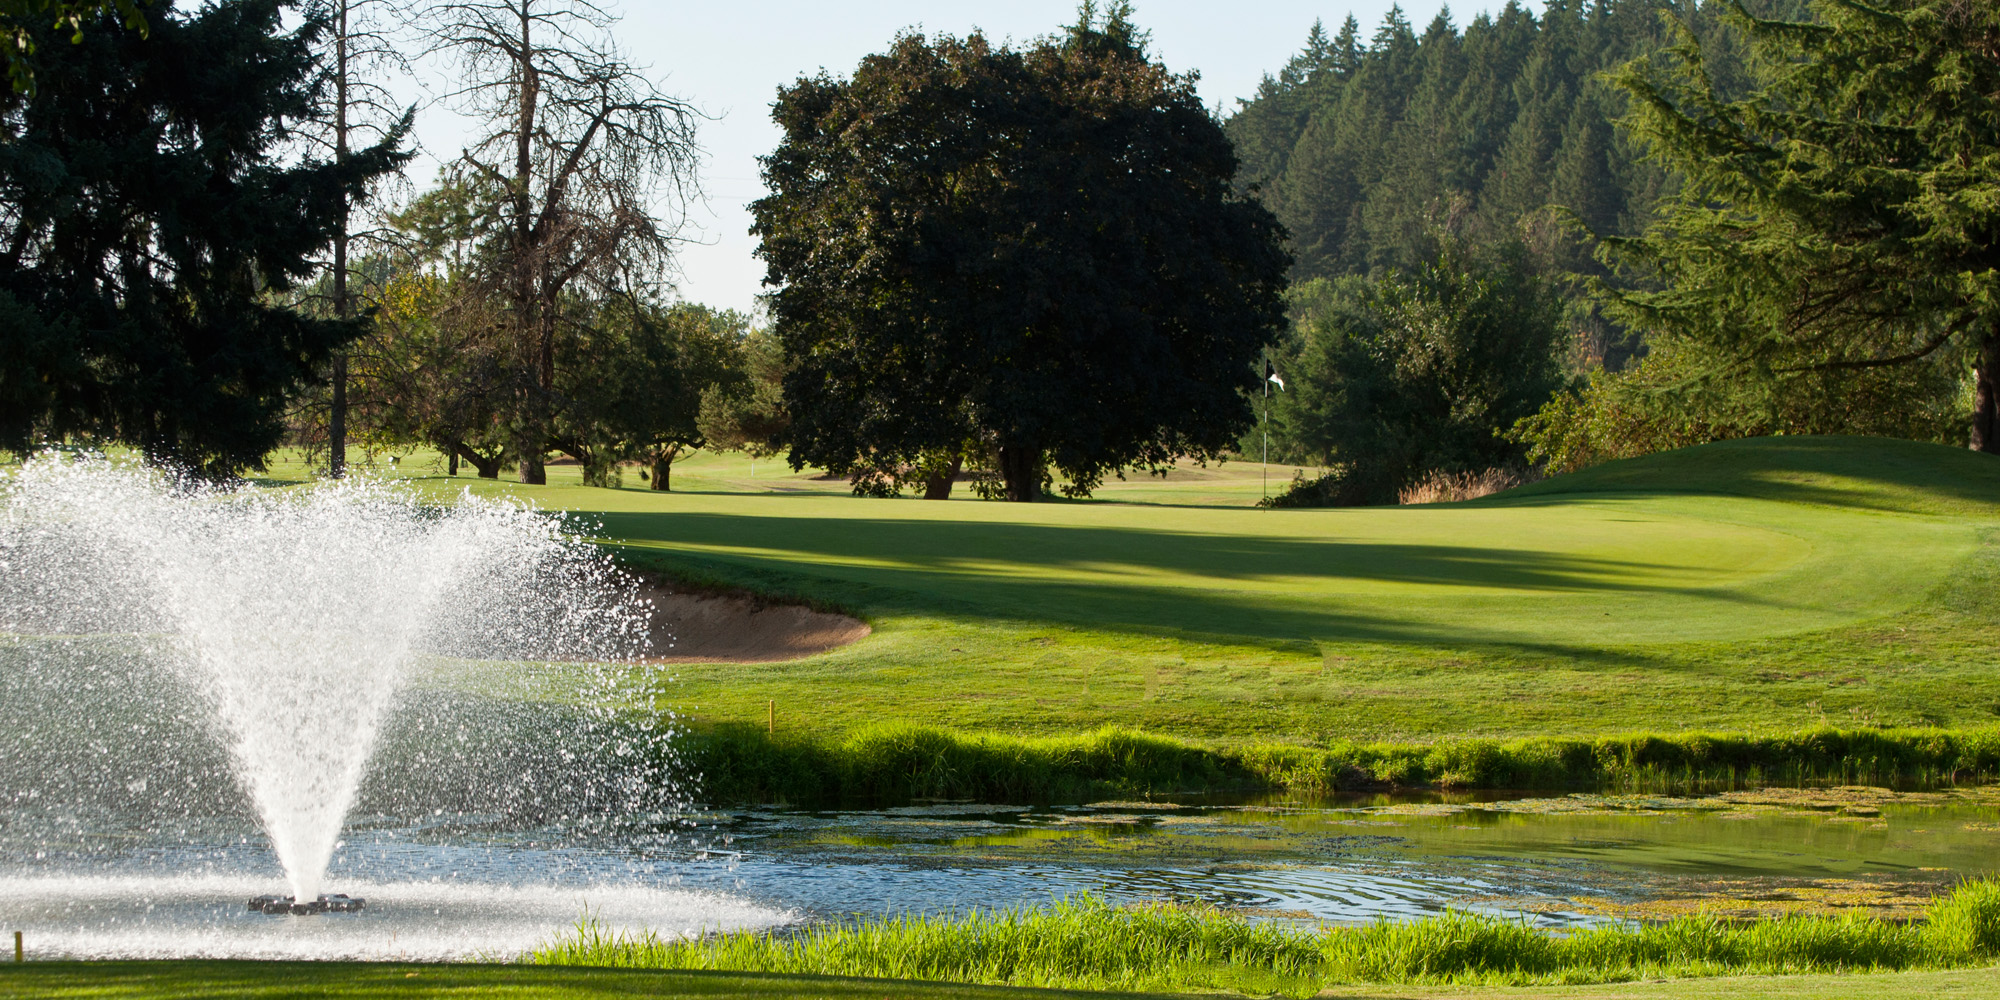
[553,299,746,490]
[754,9,1289,501]
[425,0,701,484]
[697,325,789,465]
[1269,236,1567,504]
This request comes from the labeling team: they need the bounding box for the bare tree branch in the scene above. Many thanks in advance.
[420,0,703,484]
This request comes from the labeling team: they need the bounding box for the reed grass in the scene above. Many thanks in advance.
[677,720,2000,804]
[533,880,2000,994]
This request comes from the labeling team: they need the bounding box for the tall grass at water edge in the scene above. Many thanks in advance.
[681,721,2000,804]
[534,880,2000,994]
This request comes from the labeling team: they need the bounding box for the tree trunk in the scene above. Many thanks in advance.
[454,442,502,479]
[328,351,347,478]
[517,443,546,483]
[650,451,674,491]
[328,3,350,480]
[997,443,1041,502]
[511,3,546,487]
[519,304,555,486]
[448,447,459,476]
[923,453,963,500]
[1975,333,2000,454]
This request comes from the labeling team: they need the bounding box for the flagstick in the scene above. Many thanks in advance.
[1262,371,1270,502]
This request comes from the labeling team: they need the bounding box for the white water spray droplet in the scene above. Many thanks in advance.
[0,454,667,902]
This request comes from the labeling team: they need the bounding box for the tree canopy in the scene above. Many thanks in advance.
[0,0,147,92]
[754,11,1290,501]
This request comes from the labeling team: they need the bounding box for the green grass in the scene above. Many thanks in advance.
[0,961,1149,998]
[682,720,2000,802]
[7,962,2000,999]
[532,880,2000,996]
[301,436,2000,749]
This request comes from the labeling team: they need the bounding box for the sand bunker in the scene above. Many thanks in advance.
[638,585,869,663]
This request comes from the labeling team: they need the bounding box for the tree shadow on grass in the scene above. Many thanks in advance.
[605,437,2000,518]
[598,511,1809,661]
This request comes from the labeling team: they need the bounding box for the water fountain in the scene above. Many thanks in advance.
[0,454,790,957]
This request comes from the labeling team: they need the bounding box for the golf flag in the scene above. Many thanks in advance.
[1265,361,1285,390]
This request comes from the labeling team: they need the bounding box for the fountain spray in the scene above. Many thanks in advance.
[0,454,655,908]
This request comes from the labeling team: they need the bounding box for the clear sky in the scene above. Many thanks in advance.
[405,1,1525,316]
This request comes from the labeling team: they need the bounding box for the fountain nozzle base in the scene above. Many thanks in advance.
[247,894,366,915]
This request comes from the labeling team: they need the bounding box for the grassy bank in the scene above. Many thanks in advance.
[533,880,2000,995]
[8,962,2000,999]
[680,720,2000,803]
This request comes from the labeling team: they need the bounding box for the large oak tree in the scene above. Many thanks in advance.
[753,9,1290,501]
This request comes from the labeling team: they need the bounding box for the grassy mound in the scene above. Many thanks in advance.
[1500,436,2000,517]
[535,879,2000,995]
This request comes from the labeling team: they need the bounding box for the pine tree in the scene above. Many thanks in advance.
[0,0,408,475]
[1234,0,1676,284]
[1330,14,1362,78]
[1597,0,2000,449]
[1548,92,1621,242]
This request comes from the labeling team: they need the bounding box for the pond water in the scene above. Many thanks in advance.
[2,784,1994,961]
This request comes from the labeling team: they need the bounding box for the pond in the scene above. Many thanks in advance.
[3,784,1993,961]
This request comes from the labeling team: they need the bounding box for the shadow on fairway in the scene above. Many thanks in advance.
[600,507,1810,657]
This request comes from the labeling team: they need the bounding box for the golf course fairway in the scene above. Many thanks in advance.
[351,435,2000,744]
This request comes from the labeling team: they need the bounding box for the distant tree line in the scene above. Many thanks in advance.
[0,0,1276,500]
[1228,0,1708,367]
